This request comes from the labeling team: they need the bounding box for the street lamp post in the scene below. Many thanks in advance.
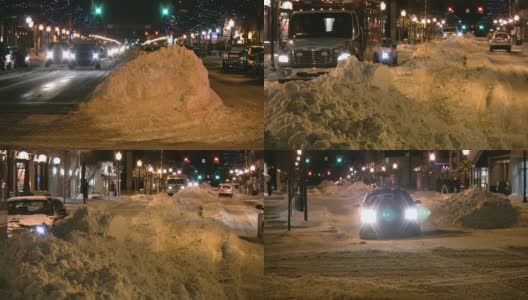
[380,1,386,37]
[401,10,407,43]
[137,160,143,193]
[228,19,235,47]
[115,152,122,197]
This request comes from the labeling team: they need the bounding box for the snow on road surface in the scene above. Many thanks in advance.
[1,46,262,149]
[0,188,263,299]
[264,183,528,299]
[265,35,528,149]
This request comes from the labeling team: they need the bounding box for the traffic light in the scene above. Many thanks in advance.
[162,8,169,16]
[95,6,103,16]
[336,156,343,164]
[478,24,484,30]
[308,171,312,176]
[144,31,148,36]
[184,157,189,163]
[461,24,467,30]
[215,175,220,180]
[305,158,310,164]
[326,170,331,176]
[448,7,453,13]
[477,6,484,14]
[213,156,220,164]
[197,175,203,180]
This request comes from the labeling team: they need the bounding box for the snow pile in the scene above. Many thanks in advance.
[64,46,261,146]
[425,187,519,229]
[265,36,528,149]
[310,181,371,199]
[0,198,262,299]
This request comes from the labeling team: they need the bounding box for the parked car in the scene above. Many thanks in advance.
[68,42,102,69]
[7,196,68,238]
[245,45,264,70]
[218,184,234,198]
[373,38,398,66]
[45,42,71,67]
[489,31,511,52]
[359,188,421,239]
[222,45,247,72]
[0,42,16,71]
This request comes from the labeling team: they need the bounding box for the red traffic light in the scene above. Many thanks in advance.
[155,31,159,35]
[326,171,331,176]
[184,157,189,163]
[213,157,220,164]
[477,6,484,14]
[448,7,453,13]
[144,31,148,36]
[308,171,312,176]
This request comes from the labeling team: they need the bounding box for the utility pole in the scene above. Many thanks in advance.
[270,0,276,71]
[523,150,527,203]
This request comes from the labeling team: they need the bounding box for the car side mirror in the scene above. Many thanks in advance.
[414,200,422,205]
[256,204,264,210]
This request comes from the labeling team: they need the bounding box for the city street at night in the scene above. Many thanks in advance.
[264,0,528,149]
[0,0,263,149]
[0,150,264,299]
[263,150,528,299]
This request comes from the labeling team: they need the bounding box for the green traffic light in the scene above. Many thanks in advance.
[215,175,220,180]
[479,25,484,30]
[461,25,467,30]
[305,158,310,164]
[197,175,203,180]
[336,157,343,164]
[162,8,169,16]
[95,6,102,16]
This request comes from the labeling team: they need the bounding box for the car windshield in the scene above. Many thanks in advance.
[76,44,97,51]
[221,186,232,190]
[168,178,186,185]
[50,43,68,50]
[289,13,353,38]
[495,34,508,39]
[8,200,53,215]
[364,191,414,208]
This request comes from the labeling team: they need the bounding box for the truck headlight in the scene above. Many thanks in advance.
[168,186,173,190]
[70,53,76,60]
[278,54,289,64]
[361,208,377,224]
[337,52,351,62]
[25,55,30,63]
[93,52,99,60]
[381,52,390,60]
[34,225,47,235]
[404,208,418,221]
[63,50,70,59]
[46,51,53,60]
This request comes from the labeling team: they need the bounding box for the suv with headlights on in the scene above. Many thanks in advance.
[489,31,511,52]
[45,42,71,67]
[359,188,421,239]
[68,41,102,69]
[277,10,366,82]
[222,45,247,73]
[7,196,68,238]
[372,38,398,66]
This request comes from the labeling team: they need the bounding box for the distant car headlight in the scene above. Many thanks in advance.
[381,52,390,60]
[46,51,53,59]
[361,208,377,224]
[337,52,351,62]
[404,208,418,221]
[168,186,173,190]
[92,52,99,60]
[34,225,47,235]
[278,54,289,64]
[70,53,76,60]
[25,55,30,64]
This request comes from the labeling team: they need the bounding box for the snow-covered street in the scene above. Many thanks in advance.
[0,47,263,149]
[265,35,528,149]
[0,186,263,299]
[263,182,528,299]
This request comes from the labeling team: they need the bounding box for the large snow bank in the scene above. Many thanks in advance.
[310,180,371,199]
[69,46,262,145]
[0,198,262,299]
[265,36,528,149]
[425,187,519,229]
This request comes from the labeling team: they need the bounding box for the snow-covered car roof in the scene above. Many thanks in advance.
[7,196,59,202]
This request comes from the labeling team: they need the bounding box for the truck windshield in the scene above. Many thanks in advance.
[168,179,186,185]
[8,200,53,216]
[289,13,353,39]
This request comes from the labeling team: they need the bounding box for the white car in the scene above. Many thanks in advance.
[489,32,511,52]
[6,196,68,238]
[218,184,234,198]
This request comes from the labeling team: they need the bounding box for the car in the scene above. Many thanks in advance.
[6,196,68,238]
[244,45,264,70]
[222,45,248,72]
[0,42,16,71]
[45,42,71,67]
[166,175,189,196]
[253,51,264,78]
[489,32,511,52]
[373,38,398,66]
[218,184,234,198]
[359,188,421,239]
[68,42,102,69]
[442,26,461,38]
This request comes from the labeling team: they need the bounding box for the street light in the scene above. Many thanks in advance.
[462,150,470,156]
[380,1,386,11]
[514,15,520,22]
[296,150,302,155]
[25,16,33,25]
[137,160,143,193]
[53,157,61,165]
[115,152,122,196]
[228,19,235,46]
[250,165,256,172]
[401,10,407,17]
[429,153,436,162]
[393,163,398,170]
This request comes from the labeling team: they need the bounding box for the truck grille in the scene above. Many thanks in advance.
[293,49,336,68]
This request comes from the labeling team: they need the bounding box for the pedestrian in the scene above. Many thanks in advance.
[81,179,88,204]
[267,179,273,197]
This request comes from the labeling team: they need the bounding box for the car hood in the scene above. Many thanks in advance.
[7,214,54,227]
[285,38,350,51]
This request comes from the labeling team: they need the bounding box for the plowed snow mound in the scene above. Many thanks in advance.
[309,181,371,199]
[265,36,528,149]
[1,201,262,299]
[425,187,519,229]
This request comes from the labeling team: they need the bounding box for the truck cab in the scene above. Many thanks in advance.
[277,10,365,82]
[166,176,188,196]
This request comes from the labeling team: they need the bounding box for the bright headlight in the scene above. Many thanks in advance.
[34,225,47,235]
[25,55,30,63]
[381,52,390,60]
[278,54,289,63]
[46,51,53,59]
[92,52,99,60]
[337,53,351,62]
[181,186,185,190]
[404,208,418,221]
[168,186,173,190]
[70,53,76,60]
[63,50,70,59]
[361,208,377,224]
